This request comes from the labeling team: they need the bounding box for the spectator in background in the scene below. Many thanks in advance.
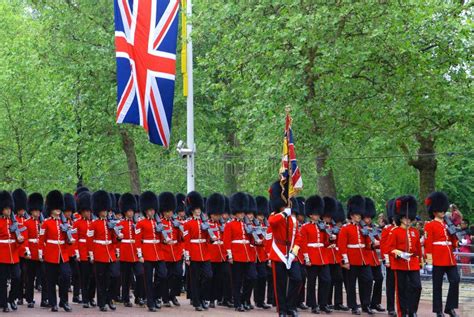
[459,219,472,276]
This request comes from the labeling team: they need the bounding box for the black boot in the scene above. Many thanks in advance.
[444,310,458,317]
[311,305,321,314]
[334,304,350,311]
[370,304,386,312]
[59,302,72,312]
[171,296,180,306]
[8,302,17,311]
[107,301,116,311]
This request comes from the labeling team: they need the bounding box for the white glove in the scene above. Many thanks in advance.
[88,251,94,263]
[283,208,291,217]
[75,249,80,259]
[460,238,468,246]
[38,250,44,262]
[400,252,412,261]
[286,253,296,269]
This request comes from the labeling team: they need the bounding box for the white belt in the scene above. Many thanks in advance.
[93,240,112,245]
[307,243,324,248]
[121,239,135,243]
[433,241,452,246]
[0,239,16,244]
[167,240,178,245]
[190,239,206,243]
[347,243,365,249]
[142,239,160,244]
[28,239,38,243]
[78,239,87,243]
[232,239,250,244]
[212,240,224,245]
[47,240,65,245]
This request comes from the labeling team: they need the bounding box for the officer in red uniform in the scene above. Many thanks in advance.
[175,193,189,297]
[0,191,26,312]
[39,190,72,312]
[254,196,272,310]
[267,181,302,317]
[380,199,397,316]
[183,191,213,311]
[87,190,121,312]
[388,195,422,317]
[361,197,385,313]
[24,192,48,308]
[294,197,309,312]
[12,188,29,307]
[64,193,81,304]
[135,191,166,312]
[300,195,331,314]
[73,191,96,308]
[424,192,459,317]
[159,191,183,307]
[337,195,374,315]
[205,193,226,308]
[117,193,144,307]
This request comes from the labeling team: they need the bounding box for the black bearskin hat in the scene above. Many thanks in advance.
[75,186,89,199]
[159,192,176,213]
[119,193,137,214]
[425,191,449,219]
[230,192,248,214]
[64,193,76,212]
[223,195,230,215]
[175,193,186,213]
[140,191,158,213]
[247,194,257,215]
[45,190,64,215]
[77,192,92,213]
[206,193,225,215]
[385,199,395,223]
[185,191,204,215]
[334,201,346,223]
[27,193,43,212]
[256,196,269,217]
[323,197,337,218]
[296,197,305,216]
[92,190,111,214]
[305,195,324,216]
[109,193,118,213]
[394,195,417,223]
[364,197,376,219]
[347,195,365,218]
[290,197,300,215]
[268,181,287,212]
[0,190,14,212]
[12,189,27,213]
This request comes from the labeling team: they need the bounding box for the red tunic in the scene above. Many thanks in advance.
[337,223,372,266]
[39,217,70,264]
[325,223,340,264]
[300,222,329,265]
[183,218,210,262]
[0,217,24,264]
[223,219,254,262]
[73,217,92,262]
[424,219,457,266]
[362,225,381,267]
[135,218,163,262]
[268,213,301,263]
[161,217,183,262]
[118,218,138,263]
[208,220,225,263]
[387,226,422,271]
[380,224,396,266]
[66,218,78,259]
[87,218,117,263]
[15,215,29,258]
[24,217,41,261]
[256,222,269,262]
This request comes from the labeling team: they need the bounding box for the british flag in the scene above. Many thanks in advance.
[114,0,180,147]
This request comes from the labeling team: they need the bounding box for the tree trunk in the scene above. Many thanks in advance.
[409,134,437,218]
[119,127,141,194]
[316,148,337,198]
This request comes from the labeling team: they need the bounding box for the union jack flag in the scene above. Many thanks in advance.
[279,112,303,201]
[114,0,180,147]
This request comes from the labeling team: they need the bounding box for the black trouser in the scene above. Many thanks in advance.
[120,261,143,303]
[19,258,27,301]
[69,257,81,299]
[189,261,212,308]
[297,265,307,305]
[395,270,421,315]
[231,262,252,307]
[266,265,274,305]
[328,263,344,306]
[143,261,166,308]
[254,261,268,305]
[25,260,47,304]
[132,262,145,301]
[0,263,20,308]
[306,265,331,309]
[385,266,395,311]
[242,262,257,305]
[8,262,21,304]
[271,261,302,314]
[95,261,120,308]
[346,265,373,309]
[432,265,459,313]
[79,261,95,304]
[370,265,383,307]
[45,261,71,307]
[161,261,183,302]
[210,262,226,302]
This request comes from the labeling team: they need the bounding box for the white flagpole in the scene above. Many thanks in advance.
[186,0,195,193]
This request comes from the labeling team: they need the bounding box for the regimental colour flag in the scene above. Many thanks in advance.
[279,111,303,201]
[114,0,180,147]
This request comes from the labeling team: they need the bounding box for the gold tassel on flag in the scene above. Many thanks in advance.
[181,0,188,96]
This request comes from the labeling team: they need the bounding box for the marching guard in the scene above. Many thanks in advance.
[254,195,272,309]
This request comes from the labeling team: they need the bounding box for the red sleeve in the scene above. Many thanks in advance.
[223,222,232,253]
[268,213,285,227]
[386,229,396,254]
[300,225,308,255]
[183,221,190,255]
[135,221,143,251]
[86,221,95,253]
[414,230,422,258]
[424,222,433,255]
[38,222,46,253]
[337,226,348,258]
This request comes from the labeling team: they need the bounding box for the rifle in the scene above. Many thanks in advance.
[218,217,226,232]
[171,214,185,234]
[200,213,218,240]
[329,220,340,235]
[243,216,262,244]
[360,221,377,244]
[444,215,467,242]
[252,218,265,238]
[107,213,123,238]
[59,213,77,244]
[154,213,171,242]
[9,212,26,240]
